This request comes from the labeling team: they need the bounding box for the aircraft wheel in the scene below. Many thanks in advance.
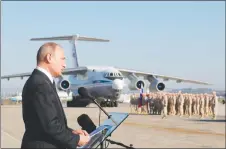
[114,101,118,107]
[103,102,107,107]
[112,101,116,107]
[100,102,104,107]
[111,101,115,107]
[107,101,110,107]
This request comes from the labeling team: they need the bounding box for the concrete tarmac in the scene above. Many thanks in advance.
[1,103,225,148]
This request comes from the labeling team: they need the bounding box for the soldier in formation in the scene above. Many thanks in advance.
[130,91,219,119]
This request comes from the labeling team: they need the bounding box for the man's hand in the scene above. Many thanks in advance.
[78,134,90,147]
[72,129,89,136]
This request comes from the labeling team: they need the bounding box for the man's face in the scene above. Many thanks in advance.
[50,46,66,77]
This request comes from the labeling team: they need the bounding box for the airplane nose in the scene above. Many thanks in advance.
[112,79,124,90]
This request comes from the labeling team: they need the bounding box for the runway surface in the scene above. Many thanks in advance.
[1,103,225,148]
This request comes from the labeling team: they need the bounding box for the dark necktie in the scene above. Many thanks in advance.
[52,80,67,122]
[52,80,57,92]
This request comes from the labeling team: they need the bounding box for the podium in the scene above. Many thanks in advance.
[78,112,129,149]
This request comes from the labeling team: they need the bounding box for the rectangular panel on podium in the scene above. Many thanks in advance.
[78,112,129,149]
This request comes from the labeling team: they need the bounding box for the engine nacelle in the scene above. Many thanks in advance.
[149,80,165,92]
[128,79,145,90]
[57,79,70,91]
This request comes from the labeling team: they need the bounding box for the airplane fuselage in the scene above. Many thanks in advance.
[63,66,125,101]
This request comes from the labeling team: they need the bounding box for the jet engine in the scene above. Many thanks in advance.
[57,79,70,91]
[149,80,165,92]
[128,79,145,90]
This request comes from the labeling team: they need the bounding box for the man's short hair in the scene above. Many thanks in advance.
[36,42,60,64]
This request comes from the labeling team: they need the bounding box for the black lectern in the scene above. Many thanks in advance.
[78,112,129,149]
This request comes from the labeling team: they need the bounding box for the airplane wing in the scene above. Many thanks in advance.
[1,72,31,80]
[116,67,212,85]
[1,67,88,80]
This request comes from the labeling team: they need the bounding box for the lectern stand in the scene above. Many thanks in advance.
[78,112,129,149]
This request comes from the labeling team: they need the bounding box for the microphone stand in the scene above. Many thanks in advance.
[106,139,135,149]
[91,98,118,126]
[92,99,135,149]
[91,98,118,149]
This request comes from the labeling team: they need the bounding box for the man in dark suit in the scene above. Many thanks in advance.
[21,42,90,148]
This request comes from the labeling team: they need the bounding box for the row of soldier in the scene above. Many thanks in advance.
[130,91,218,119]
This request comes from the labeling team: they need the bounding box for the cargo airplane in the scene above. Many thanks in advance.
[1,34,211,107]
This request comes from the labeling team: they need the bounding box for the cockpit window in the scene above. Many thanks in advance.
[104,72,123,80]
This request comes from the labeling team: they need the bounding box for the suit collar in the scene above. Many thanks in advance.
[36,66,54,84]
[32,69,54,86]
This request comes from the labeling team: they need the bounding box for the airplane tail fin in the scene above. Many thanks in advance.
[30,35,110,42]
[30,34,110,68]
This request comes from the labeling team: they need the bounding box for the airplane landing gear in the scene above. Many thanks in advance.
[97,97,118,107]
[112,100,118,107]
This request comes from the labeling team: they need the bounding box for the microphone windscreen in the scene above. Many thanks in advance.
[77,114,97,134]
[78,87,89,97]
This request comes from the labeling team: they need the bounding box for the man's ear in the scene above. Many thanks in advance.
[46,53,52,63]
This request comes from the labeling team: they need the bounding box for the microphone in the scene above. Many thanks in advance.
[77,114,97,134]
[78,87,118,125]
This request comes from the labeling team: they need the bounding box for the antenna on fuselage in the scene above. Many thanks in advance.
[30,34,110,68]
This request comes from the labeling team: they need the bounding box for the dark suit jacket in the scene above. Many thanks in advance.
[21,69,80,149]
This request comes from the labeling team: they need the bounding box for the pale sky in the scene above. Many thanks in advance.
[1,1,225,93]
